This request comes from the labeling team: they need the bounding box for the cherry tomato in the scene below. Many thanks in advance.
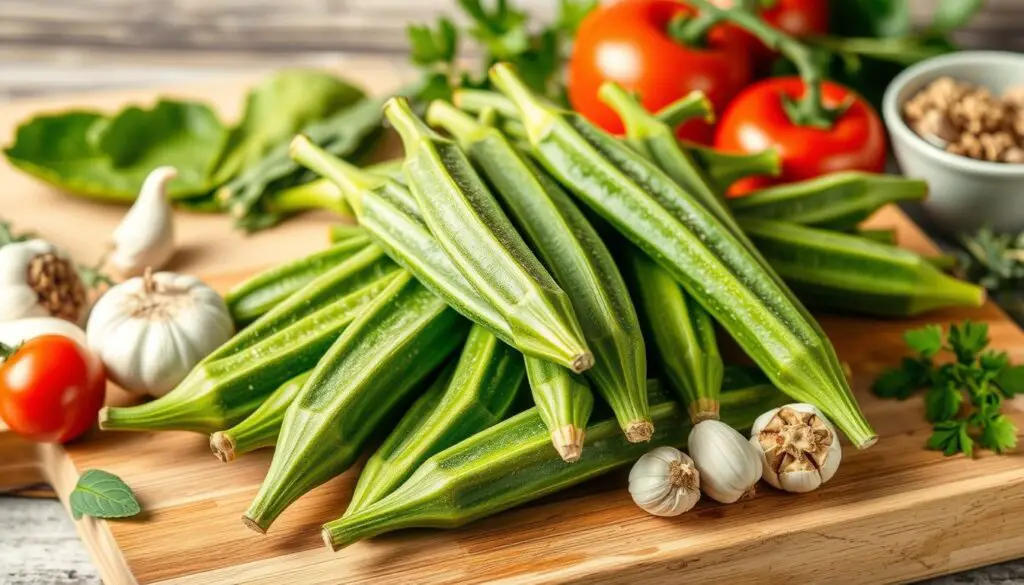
[569,0,752,143]
[0,335,106,443]
[711,0,829,71]
[714,76,886,196]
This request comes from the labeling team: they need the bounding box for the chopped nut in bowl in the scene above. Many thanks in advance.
[884,51,1024,233]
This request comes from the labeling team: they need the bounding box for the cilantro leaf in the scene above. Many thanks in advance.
[924,383,963,422]
[872,357,929,399]
[408,18,459,67]
[996,365,1024,396]
[904,324,943,358]
[948,321,989,364]
[927,420,974,457]
[979,415,1018,454]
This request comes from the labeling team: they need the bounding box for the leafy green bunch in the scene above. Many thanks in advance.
[408,0,597,104]
[874,321,1024,456]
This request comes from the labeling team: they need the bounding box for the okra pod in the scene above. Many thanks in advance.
[99,273,398,433]
[728,172,928,230]
[686,143,782,194]
[321,371,784,550]
[740,218,986,316]
[628,249,723,423]
[383,97,592,374]
[525,357,594,462]
[328,222,366,243]
[855,228,898,245]
[243,271,469,533]
[225,235,372,325]
[347,325,525,515]
[428,101,650,442]
[491,63,876,448]
[209,370,312,462]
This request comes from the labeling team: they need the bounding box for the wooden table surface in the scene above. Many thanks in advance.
[2,1,1024,583]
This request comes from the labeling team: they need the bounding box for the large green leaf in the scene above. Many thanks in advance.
[208,69,365,184]
[3,100,226,201]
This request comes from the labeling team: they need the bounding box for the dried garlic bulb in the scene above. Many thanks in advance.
[749,404,842,493]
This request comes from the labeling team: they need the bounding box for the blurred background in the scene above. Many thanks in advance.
[1,0,1022,101]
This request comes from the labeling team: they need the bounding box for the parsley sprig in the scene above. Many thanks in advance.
[407,0,597,104]
[873,321,1023,456]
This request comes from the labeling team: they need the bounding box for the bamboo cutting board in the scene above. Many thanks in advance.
[1,63,1024,585]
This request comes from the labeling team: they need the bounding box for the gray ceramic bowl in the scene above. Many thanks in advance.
[882,51,1024,233]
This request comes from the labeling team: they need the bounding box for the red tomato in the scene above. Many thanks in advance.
[568,0,753,143]
[714,76,886,196]
[711,0,829,72]
[0,335,106,443]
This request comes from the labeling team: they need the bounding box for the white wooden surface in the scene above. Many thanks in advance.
[2,1,1024,584]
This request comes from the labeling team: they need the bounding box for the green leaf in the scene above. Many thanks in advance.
[927,420,973,457]
[872,359,927,399]
[69,469,141,520]
[556,0,598,35]
[997,365,1024,396]
[904,324,944,358]
[829,0,910,38]
[0,220,33,247]
[929,0,983,35]
[4,102,227,202]
[948,321,989,364]
[979,414,1018,454]
[924,383,963,422]
[208,70,365,185]
[979,350,1010,377]
[408,18,459,66]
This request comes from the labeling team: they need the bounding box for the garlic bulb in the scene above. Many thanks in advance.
[750,404,842,493]
[628,446,701,517]
[0,317,88,347]
[0,239,86,324]
[86,270,233,397]
[688,419,763,504]
[108,166,177,277]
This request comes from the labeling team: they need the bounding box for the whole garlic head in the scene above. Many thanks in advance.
[688,419,763,504]
[108,166,177,277]
[86,270,233,397]
[750,404,841,493]
[628,446,701,517]
[0,239,86,324]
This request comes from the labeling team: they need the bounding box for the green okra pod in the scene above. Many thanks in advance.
[99,272,398,433]
[243,271,469,533]
[855,228,898,245]
[740,218,986,317]
[428,100,650,442]
[525,357,594,463]
[321,370,785,550]
[328,222,366,243]
[347,325,525,515]
[628,249,723,423]
[209,370,312,462]
[383,97,592,374]
[225,235,372,326]
[685,143,782,194]
[727,172,929,230]
[491,63,876,448]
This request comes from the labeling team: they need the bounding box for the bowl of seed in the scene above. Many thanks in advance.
[883,51,1024,233]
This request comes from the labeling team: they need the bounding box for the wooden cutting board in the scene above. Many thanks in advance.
[1,63,1023,585]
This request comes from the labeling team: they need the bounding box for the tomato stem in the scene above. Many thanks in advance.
[0,342,20,361]
[685,0,846,129]
[654,92,716,129]
[667,11,719,47]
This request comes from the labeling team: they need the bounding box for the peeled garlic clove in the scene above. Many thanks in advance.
[750,403,842,494]
[688,419,762,504]
[108,166,177,277]
[628,446,701,517]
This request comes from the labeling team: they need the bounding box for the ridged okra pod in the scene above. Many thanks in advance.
[347,325,525,515]
[225,234,372,325]
[524,357,594,462]
[243,271,469,533]
[628,249,723,423]
[209,370,312,462]
[328,222,367,243]
[428,100,650,442]
[727,172,928,230]
[99,273,397,433]
[383,97,592,374]
[740,218,986,316]
[491,63,877,448]
[322,372,785,550]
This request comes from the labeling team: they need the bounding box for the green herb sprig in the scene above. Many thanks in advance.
[873,321,1023,456]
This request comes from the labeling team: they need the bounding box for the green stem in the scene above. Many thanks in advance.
[453,89,520,119]
[289,135,379,215]
[426,100,487,149]
[0,342,18,361]
[668,10,722,47]
[654,92,716,128]
[686,0,844,129]
[263,180,356,220]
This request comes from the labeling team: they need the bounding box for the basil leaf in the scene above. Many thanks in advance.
[69,469,141,520]
[4,102,226,202]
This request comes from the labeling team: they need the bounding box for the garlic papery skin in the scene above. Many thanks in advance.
[0,317,88,347]
[628,446,701,517]
[688,419,763,504]
[108,166,177,277]
[86,270,233,397]
[750,403,842,494]
[0,239,86,324]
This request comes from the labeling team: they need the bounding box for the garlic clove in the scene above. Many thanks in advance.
[109,166,177,277]
[777,469,823,493]
[750,403,842,494]
[688,420,762,504]
[629,446,701,517]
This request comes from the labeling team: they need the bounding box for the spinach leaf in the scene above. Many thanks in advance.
[4,101,226,201]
